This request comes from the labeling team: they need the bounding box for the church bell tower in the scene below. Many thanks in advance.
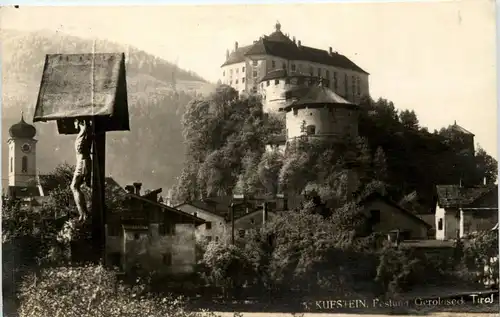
[7,112,38,189]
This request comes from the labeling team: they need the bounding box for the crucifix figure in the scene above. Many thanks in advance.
[71,119,92,223]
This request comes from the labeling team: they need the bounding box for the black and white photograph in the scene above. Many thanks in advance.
[1,2,499,316]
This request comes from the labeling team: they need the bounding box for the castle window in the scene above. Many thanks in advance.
[235,79,239,84]
[291,64,296,71]
[344,74,348,96]
[266,81,270,87]
[282,62,286,69]
[21,156,28,173]
[317,68,321,76]
[230,69,233,75]
[293,108,298,116]
[326,70,330,78]
[438,218,443,230]
[333,72,338,90]
[163,252,172,266]
[253,60,258,66]
[230,80,232,85]
[223,71,225,76]
[271,60,276,68]
[253,71,257,77]
[242,66,245,72]
[242,78,245,83]
[274,79,279,85]
[206,222,212,230]
[306,125,316,135]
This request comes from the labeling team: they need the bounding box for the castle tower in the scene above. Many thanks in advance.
[7,112,38,192]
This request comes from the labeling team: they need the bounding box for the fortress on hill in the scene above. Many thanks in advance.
[220,22,368,147]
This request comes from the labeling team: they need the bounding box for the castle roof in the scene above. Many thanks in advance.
[222,23,368,74]
[281,84,357,111]
[450,122,474,136]
[9,113,36,139]
[259,69,312,82]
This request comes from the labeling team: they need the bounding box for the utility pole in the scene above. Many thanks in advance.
[230,202,235,245]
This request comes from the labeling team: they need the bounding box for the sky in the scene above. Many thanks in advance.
[1,1,497,158]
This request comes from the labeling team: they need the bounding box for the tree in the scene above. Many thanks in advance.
[475,146,498,184]
[257,150,284,196]
[399,109,419,130]
[373,146,388,182]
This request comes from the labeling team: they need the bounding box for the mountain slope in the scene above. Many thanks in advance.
[1,29,215,192]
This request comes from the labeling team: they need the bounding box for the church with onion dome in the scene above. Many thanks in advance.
[5,113,43,199]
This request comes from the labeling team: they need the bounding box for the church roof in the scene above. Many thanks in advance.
[221,23,368,74]
[9,113,36,139]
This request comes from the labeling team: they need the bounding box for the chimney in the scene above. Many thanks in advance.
[329,47,333,55]
[292,36,296,44]
[234,41,239,51]
[132,182,142,195]
[125,185,135,194]
[226,49,229,59]
[262,202,269,226]
[298,40,301,47]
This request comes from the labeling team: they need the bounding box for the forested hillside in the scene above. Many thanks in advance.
[1,29,215,191]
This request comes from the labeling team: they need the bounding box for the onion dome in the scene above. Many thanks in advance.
[9,112,36,139]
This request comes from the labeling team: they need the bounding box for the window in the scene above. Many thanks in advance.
[223,71,225,76]
[250,219,255,224]
[108,252,121,268]
[438,218,443,230]
[282,62,286,69]
[274,79,279,85]
[252,71,257,78]
[229,80,232,85]
[306,125,316,135]
[238,229,246,238]
[293,108,298,116]
[235,79,239,84]
[271,60,276,68]
[253,60,258,66]
[163,252,172,266]
[242,78,245,83]
[291,64,296,71]
[357,77,361,95]
[242,66,245,72]
[333,72,338,90]
[21,156,28,173]
[10,157,12,172]
[193,212,197,217]
[317,68,321,76]
[206,222,212,230]
[370,210,381,224]
[266,81,270,87]
[230,69,233,75]
[352,76,356,98]
[215,236,219,242]
[309,66,314,75]
[344,74,348,96]
[134,233,140,240]
[326,70,330,78]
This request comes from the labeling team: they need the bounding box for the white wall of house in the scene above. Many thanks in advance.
[175,204,227,242]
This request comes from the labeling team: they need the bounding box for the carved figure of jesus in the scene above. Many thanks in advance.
[70,119,92,223]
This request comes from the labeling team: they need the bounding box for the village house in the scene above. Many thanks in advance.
[105,182,205,275]
[358,192,432,240]
[175,195,286,242]
[434,183,498,240]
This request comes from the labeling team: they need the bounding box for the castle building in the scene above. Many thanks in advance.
[221,21,370,111]
[281,83,359,143]
[6,113,42,199]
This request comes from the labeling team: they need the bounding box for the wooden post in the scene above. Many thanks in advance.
[91,121,106,264]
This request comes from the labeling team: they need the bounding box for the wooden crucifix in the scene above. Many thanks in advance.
[33,52,130,263]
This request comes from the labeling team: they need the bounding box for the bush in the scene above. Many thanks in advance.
[18,264,222,317]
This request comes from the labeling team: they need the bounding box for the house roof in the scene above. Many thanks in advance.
[7,186,41,199]
[359,192,432,229]
[128,193,205,225]
[435,184,498,208]
[450,122,474,136]
[221,24,368,75]
[34,53,130,133]
[174,201,227,219]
